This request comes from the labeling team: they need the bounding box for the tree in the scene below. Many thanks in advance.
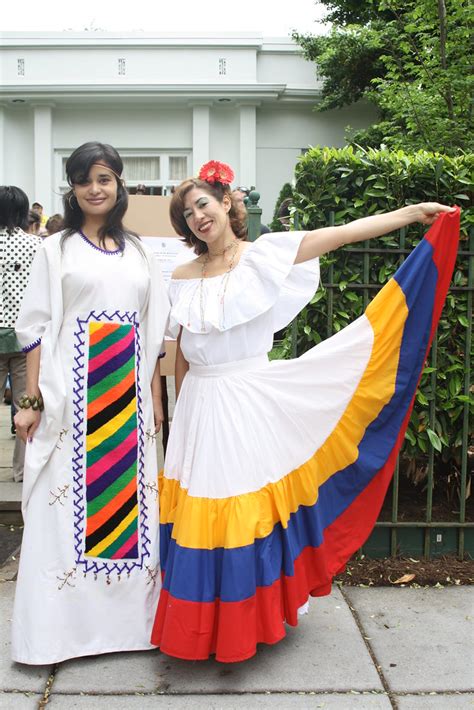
[269,182,294,232]
[293,0,473,154]
[319,1,390,24]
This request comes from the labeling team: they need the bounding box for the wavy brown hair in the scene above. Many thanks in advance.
[170,178,247,255]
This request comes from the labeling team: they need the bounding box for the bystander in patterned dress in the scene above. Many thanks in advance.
[0,225,42,481]
[152,208,460,662]
[11,230,169,664]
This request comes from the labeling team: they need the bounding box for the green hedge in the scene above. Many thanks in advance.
[284,146,473,482]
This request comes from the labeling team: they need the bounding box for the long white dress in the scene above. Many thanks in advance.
[12,231,169,665]
[151,214,459,663]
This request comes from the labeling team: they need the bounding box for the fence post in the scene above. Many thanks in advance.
[459,227,474,558]
[327,211,335,337]
[247,190,262,242]
[289,212,301,358]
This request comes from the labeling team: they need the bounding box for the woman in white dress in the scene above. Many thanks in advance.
[12,142,169,664]
[151,160,459,663]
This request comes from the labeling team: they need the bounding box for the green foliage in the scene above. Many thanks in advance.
[293,0,474,154]
[321,0,393,25]
[295,24,386,111]
[282,145,473,480]
[269,183,294,232]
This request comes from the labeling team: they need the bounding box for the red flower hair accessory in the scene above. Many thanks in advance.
[198,160,234,186]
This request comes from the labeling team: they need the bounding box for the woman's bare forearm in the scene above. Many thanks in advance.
[25,346,42,396]
[175,330,189,399]
[151,358,162,401]
[295,203,454,263]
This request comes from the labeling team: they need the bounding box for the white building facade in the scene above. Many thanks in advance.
[0,32,375,222]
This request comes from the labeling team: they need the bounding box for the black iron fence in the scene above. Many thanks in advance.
[248,197,473,559]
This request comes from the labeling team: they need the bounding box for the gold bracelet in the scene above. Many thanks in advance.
[19,394,44,412]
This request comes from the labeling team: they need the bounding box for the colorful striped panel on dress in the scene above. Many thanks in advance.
[85,322,139,560]
[151,208,461,662]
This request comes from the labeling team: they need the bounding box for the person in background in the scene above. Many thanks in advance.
[232,186,249,203]
[3,376,12,405]
[0,186,42,482]
[26,210,41,236]
[31,202,49,236]
[232,186,271,234]
[45,213,64,236]
[135,183,147,195]
[31,202,47,227]
[276,197,293,230]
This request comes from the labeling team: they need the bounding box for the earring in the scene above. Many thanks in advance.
[67,192,77,208]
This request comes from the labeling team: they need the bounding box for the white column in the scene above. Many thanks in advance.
[192,104,211,175]
[33,104,53,213]
[238,103,257,189]
[0,105,5,185]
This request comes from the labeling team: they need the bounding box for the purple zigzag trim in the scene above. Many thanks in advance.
[72,309,150,579]
[22,337,42,353]
[72,316,87,569]
[133,313,151,563]
[79,230,122,256]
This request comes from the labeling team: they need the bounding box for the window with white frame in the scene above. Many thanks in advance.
[169,156,188,181]
[55,151,190,208]
[121,156,161,181]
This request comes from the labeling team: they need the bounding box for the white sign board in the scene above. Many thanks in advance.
[142,236,195,284]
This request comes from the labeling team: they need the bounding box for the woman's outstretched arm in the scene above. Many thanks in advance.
[295,203,455,264]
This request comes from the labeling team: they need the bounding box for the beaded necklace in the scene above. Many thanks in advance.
[187,240,240,331]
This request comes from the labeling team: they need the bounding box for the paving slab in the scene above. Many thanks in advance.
[0,436,14,456]
[0,555,19,584]
[0,528,22,568]
[345,587,474,693]
[0,455,14,475]
[53,587,383,695]
[0,692,41,709]
[0,485,21,506]
[45,692,392,709]
[0,582,51,693]
[0,553,20,584]
[0,407,15,479]
[0,402,26,512]
[397,693,474,709]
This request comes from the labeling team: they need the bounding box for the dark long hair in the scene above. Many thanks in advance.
[62,142,140,253]
[0,186,29,233]
[170,178,247,255]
